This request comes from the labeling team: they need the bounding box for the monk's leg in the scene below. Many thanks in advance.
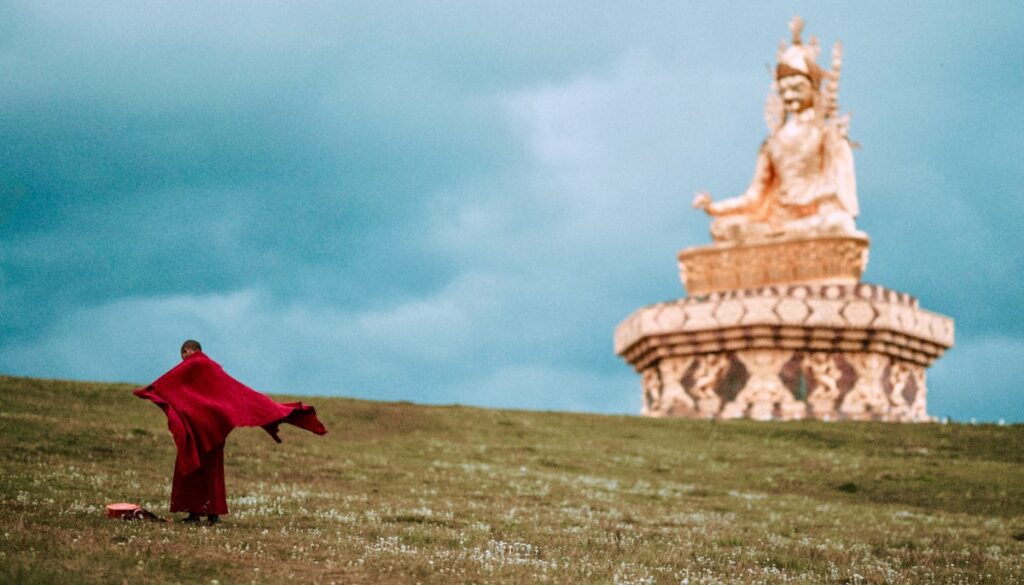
[170,444,228,516]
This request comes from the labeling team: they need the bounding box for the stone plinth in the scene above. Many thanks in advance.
[678,233,869,296]
[615,282,954,421]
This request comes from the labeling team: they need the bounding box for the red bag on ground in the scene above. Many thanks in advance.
[106,503,165,522]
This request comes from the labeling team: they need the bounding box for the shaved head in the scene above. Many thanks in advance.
[180,339,202,360]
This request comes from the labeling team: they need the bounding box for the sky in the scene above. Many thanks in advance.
[0,1,1021,422]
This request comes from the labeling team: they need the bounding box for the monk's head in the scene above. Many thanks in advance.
[180,339,202,360]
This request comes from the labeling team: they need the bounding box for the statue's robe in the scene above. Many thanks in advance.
[134,352,327,515]
[709,110,858,242]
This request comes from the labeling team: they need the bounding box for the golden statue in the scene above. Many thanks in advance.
[693,16,860,243]
[616,16,954,424]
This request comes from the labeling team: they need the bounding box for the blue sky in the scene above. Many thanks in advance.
[0,2,1021,421]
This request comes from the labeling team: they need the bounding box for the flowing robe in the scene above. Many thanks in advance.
[135,352,327,514]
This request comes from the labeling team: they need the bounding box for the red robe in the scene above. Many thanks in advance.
[135,352,327,515]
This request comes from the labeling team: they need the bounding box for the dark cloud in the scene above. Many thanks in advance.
[1,2,1022,420]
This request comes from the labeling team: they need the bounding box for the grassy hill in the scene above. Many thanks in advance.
[1,375,1022,584]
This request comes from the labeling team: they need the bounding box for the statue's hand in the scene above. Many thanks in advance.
[692,191,712,212]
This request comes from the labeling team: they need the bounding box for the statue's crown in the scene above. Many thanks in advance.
[776,16,824,86]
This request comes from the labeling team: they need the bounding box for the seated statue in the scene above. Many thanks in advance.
[693,17,860,244]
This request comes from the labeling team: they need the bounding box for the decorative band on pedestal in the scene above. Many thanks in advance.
[678,234,870,296]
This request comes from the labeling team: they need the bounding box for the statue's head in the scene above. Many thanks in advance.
[775,16,824,114]
[778,73,815,114]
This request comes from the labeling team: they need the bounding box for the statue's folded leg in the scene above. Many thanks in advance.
[711,217,780,243]
[780,198,856,236]
[712,217,752,242]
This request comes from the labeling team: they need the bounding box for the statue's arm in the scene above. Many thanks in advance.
[706,147,772,216]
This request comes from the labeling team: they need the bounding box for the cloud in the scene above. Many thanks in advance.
[1,2,1022,422]
[0,282,637,413]
[0,287,471,395]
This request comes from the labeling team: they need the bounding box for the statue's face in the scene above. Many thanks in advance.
[778,74,814,114]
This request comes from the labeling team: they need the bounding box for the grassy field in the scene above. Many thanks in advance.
[0,374,1022,584]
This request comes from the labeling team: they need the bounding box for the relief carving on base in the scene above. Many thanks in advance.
[722,350,806,420]
[887,361,914,421]
[640,367,662,417]
[909,366,930,422]
[841,353,890,420]
[640,350,936,421]
[690,355,730,417]
[657,357,696,416]
[804,353,842,419]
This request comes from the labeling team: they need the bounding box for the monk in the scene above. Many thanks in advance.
[135,340,327,525]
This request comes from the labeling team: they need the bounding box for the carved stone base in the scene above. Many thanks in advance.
[616,282,952,422]
[678,233,869,296]
[636,349,931,422]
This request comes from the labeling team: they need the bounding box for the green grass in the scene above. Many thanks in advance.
[1,374,1022,584]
